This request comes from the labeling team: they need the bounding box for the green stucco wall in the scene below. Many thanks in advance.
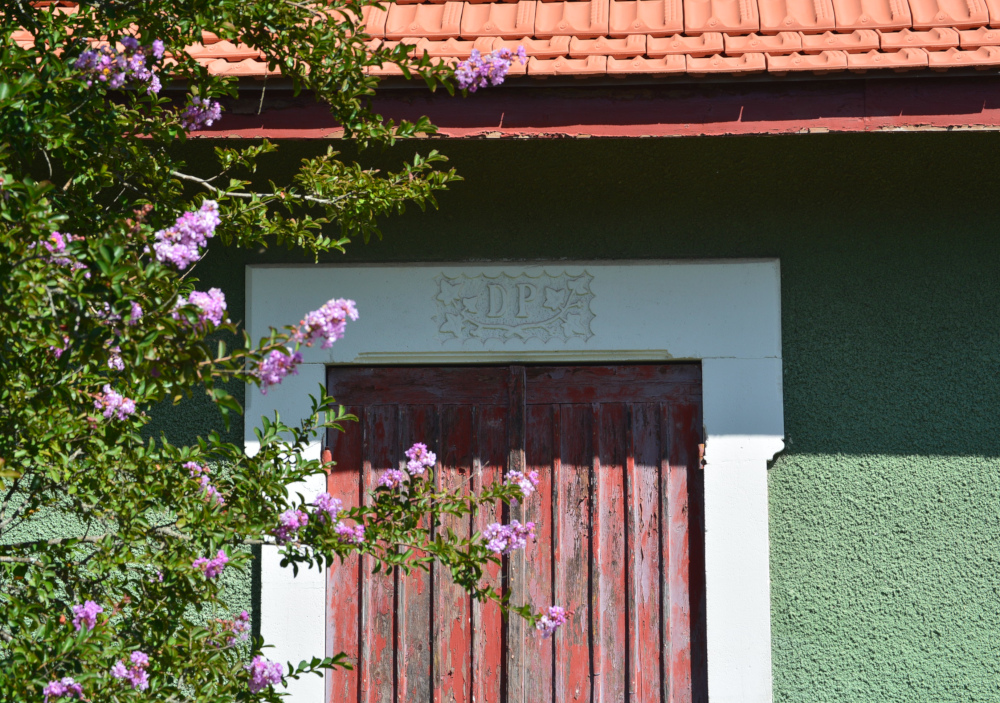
[159,132,1000,702]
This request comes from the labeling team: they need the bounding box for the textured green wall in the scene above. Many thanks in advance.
[161,132,1000,702]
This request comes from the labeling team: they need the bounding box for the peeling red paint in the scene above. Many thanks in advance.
[325,364,705,703]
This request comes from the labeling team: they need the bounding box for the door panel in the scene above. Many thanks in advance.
[325,364,704,703]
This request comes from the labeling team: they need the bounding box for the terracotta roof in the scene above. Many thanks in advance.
[14,1,1000,79]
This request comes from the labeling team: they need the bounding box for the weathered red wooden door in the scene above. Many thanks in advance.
[326,364,705,703]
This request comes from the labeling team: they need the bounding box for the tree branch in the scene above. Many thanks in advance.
[170,170,349,207]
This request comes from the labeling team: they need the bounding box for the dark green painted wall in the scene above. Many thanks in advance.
[158,133,1000,702]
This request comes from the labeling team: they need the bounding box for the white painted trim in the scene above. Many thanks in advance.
[247,260,784,703]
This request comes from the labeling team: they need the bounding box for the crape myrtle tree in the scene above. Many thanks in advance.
[0,2,550,701]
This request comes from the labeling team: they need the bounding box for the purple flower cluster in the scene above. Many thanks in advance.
[107,344,124,371]
[535,605,569,638]
[128,301,144,326]
[193,549,229,578]
[42,678,83,702]
[152,200,220,269]
[505,469,540,499]
[71,600,103,631]
[273,508,309,543]
[111,650,150,690]
[404,442,436,477]
[482,520,535,555]
[94,384,136,421]
[246,655,285,693]
[174,288,227,328]
[185,462,225,505]
[335,522,365,544]
[379,468,408,489]
[50,335,70,359]
[294,298,359,349]
[34,231,89,276]
[455,46,527,92]
[313,492,343,523]
[180,95,223,131]
[74,37,163,95]
[227,610,251,646]
[256,348,303,394]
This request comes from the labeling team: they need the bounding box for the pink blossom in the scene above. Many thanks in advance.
[43,677,83,701]
[185,462,224,505]
[74,39,162,94]
[335,522,365,544]
[273,509,309,543]
[180,95,223,131]
[174,288,227,328]
[404,442,436,476]
[535,605,569,638]
[227,609,251,646]
[482,520,535,555]
[94,384,136,421]
[128,301,143,326]
[152,200,220,269]
[379,469,408,489]
[313,492,343,523]
[111,651,150,690]
[193,549,229,578]
[256,348,302,394]
[71,600,103,631]
[246,655,284,693]
[455,46,527,92]
[505,469,540,499]
[294,298,358,349]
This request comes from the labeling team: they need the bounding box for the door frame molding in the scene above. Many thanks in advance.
[247,260,784,703]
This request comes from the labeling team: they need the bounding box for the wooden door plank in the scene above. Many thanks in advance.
[665,404,692,703]
[523,404,556,703]
[526,365,701,405]
[397,406,435,703]
[504,366,528,703]
[471,405,506,703]
[361,405,398,703]
[326,409,364,703]
[432,405,474,703]
[554,404,592,703]
[628,403,665,703]
[595,403,628,703]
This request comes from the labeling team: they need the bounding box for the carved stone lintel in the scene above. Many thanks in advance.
[434,271,596,343]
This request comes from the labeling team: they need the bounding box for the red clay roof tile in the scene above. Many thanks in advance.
[646,31,725,53]
[535,0,611,38]
[830,0,912,32]
[686,50,766,70]
[846,44,927,66]
[958,25,1000,45]
[766,48,847,70]
[28,0,1000,82]
[570,34,648,55]
[878,26,958,48]
[607,52,688,68]
[800,28,880,50]
[757,0,836,34]
[724,30,801,53]
[927,43,1000,64]
[684,0,760,34]
[461,0,535,37]
[609,0,685,35]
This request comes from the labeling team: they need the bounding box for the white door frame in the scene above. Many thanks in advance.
[246,260,784,703]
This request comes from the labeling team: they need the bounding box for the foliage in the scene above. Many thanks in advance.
[0,2,550,701]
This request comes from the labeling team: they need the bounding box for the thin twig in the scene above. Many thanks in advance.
[170,170,349,206]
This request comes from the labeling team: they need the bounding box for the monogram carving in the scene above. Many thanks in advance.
[434,271,596,342]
